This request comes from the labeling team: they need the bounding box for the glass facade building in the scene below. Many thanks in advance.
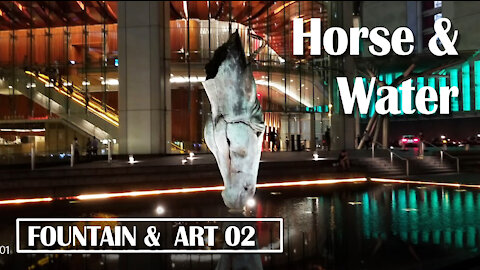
[0,2,119,158]
[0,1,479,161]
[168,1,332,153]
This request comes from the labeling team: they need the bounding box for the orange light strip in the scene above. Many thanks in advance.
[76,178,368,201]
[0,197,53,205]
[370,178,476,188]
[76,186,225,200]
[2,177,478,206]
[256,178,367,188]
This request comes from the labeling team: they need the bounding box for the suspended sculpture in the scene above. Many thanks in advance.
[202,31,265,210]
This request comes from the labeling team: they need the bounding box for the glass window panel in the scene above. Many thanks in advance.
[462,62,471,111]
[417,77,424,114]
[475,61,480,111]
[450,69,459,112]
[428,77,436,112]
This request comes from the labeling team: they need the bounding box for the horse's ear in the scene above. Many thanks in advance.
[205,31,246,80]
[202,79,219,117]
[204,117,218,157]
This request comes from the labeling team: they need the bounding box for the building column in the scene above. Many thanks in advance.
[330,1,355,150]
[382,117,389,148]
[118,1,171,154]
[354,108,360,148]
[310,113,316,151]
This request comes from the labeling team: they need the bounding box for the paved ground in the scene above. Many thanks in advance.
[0,148,477,200]
[68,151,335,168]
[34,145,480,170]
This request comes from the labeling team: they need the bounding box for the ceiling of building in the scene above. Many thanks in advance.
[0,1,117,30]
[170,1,327,58]
[0,1,327,58]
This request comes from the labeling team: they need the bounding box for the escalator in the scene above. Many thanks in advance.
[13,69,118,139]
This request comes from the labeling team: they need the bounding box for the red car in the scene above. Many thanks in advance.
[399,135,420,147]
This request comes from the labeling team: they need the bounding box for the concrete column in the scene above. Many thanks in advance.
[310,113,316,151]
[118,1,171,154]
[382,117,389,148]
[280,114,289,151]
[330,1,355,150]
[354,108,360,148]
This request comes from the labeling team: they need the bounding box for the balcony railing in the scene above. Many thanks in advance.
[24,70,119,127]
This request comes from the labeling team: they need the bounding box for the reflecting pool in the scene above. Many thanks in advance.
[1,181,480,269]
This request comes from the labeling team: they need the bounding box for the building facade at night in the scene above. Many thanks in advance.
[0,1,479,158]
[360,1,480,143]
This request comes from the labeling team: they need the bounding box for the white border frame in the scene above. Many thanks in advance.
[16,218,283,254]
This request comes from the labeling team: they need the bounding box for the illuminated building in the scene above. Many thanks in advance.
[0,1,478,157]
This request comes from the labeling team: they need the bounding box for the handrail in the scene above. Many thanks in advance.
[372,141,410,176]
[423,141,460,173]
[170,142,186,153]
[24,70,119,127]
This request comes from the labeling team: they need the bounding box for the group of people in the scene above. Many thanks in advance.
[268,130,280,151]
[73,136,99,163]
[86,136,99,157]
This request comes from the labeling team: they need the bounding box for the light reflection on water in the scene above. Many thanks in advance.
[2,183,480,269]
[265,184,480,269]
[315,186,480,250]
[380,187,480,249]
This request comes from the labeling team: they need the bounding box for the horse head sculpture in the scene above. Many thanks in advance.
[202,31,265,210]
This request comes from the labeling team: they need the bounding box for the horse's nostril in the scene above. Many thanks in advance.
[243,184,253,192]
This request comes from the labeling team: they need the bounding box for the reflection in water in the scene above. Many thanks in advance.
[215,220,263,270]
[3,183,480,269]
[216,211,263,270]
[362,187,480,250]
[276,185,480,269]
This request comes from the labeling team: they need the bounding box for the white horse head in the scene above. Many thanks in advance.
[202,31,265,210]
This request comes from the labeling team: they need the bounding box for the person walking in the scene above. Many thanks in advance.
[92,136,99,156]
[418,132,425,158]
[73,137,80,163]
[324,128,331,151]
[338,149,350,170]
[86,138,92,158]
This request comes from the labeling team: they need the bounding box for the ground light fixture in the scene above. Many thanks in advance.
[246,198,256,208]
[187,152,196,161]
[128,155,139,164]
[155,205,166,215]
[312,152,327,161]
